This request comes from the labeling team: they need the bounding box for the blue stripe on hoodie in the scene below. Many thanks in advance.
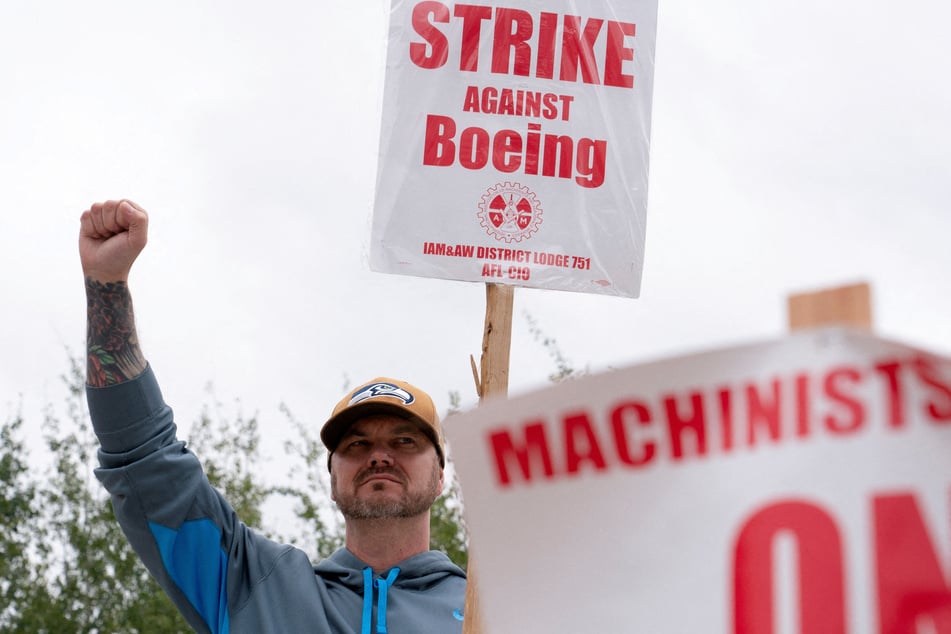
[150,519,231,634]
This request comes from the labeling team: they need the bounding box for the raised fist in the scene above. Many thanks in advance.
[79,200,149,282]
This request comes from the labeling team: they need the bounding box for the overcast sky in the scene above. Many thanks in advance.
[2,0,949,466]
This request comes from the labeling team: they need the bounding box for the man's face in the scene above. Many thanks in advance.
[330,414,444,520]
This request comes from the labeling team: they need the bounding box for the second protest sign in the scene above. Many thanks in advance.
[446,329,951,632]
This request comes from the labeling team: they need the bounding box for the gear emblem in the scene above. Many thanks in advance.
[477,182,543,243]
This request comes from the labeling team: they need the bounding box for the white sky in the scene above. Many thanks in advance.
[2,0,949,467]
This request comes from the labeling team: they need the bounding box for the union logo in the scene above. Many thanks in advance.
[477,182,543,243]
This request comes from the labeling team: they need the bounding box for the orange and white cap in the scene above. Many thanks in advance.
[320,377,445,467]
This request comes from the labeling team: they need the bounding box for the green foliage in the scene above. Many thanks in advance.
[0,411,41,630]
[189,388,270,531]
[1,357,192,633]
[525,311,585,382]
[430,472,468,570]
[275,402,345,560]
[432,390,469,570]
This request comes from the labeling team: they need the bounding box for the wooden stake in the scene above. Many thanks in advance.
[787,281,872,331]
[478,283,514,399]
[463,282,515,634]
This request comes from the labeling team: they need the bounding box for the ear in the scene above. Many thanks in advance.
[328,457,338,502]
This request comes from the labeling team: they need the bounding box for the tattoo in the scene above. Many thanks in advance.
[85,278,147,386]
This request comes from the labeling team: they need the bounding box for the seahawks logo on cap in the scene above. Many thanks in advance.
[349,382,415,407]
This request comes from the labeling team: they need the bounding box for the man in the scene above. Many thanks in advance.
[80,199,466,633]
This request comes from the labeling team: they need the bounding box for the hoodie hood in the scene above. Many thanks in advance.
[314,548,467,634]
[314,547,466,589]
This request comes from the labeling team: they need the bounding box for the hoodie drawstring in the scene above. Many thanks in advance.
[375,567,400,633]
[361,566,401,634]
[361,568,372,634]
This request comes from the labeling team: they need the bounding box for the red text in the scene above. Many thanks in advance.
[409,2,637,88]
[487,355,951,487]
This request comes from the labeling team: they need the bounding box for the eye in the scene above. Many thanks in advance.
[346,439,369,449]
[395,436,417,446]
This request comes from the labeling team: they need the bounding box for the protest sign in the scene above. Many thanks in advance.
[371,0,658,297]
[445,328,951,632]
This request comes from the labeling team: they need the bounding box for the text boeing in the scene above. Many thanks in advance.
[409,2,640,189]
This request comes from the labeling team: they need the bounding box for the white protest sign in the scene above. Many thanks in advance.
[445,329,951,632]
[371,0,658,297]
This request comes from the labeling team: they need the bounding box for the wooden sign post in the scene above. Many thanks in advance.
[787,281,872,332]
[463,282,515,634]
[472,283,515,400]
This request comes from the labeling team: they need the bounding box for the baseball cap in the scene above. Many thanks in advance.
[321,377,445,467]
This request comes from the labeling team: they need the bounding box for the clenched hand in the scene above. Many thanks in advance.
[79,199,149,282]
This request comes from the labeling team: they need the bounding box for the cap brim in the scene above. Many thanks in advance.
[321,401,441,459]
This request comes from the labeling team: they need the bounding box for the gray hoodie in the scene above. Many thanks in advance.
[87,366,466,633]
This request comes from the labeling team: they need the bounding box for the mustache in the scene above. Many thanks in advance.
[357,466,406,486]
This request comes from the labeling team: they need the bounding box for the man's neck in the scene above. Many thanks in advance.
[344,514,431,573]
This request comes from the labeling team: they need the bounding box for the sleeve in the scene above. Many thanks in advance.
[88,365,289,634]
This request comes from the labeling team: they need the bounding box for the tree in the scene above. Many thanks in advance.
[525,310,586,383]
[188,389,274,534]
[15,357,192,633]
[0,411,44,630]
[429,472,468,570]
[430,390,469,570]
[274,402,345,560]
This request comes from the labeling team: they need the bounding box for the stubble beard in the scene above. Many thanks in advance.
[332,460,443,520]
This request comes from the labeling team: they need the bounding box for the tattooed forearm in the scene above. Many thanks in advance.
[85,277,147,386]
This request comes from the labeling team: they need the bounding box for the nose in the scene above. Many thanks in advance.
[368,446,394,467]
